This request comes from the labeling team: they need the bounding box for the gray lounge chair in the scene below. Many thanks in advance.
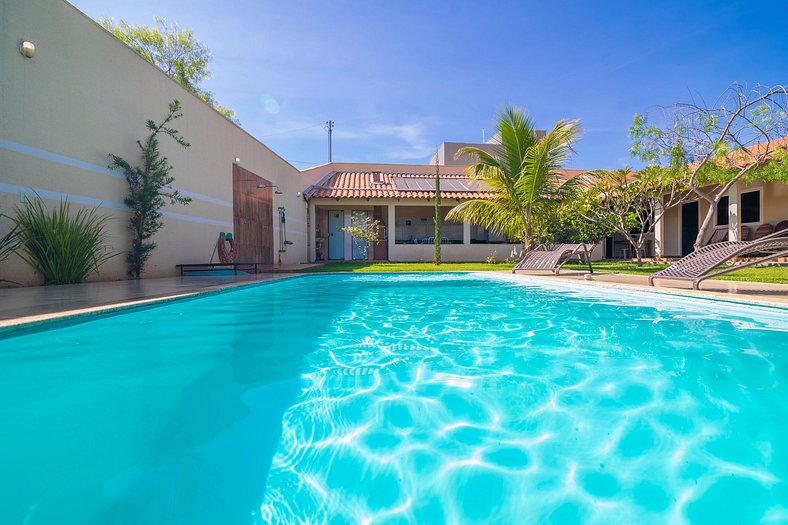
[512,243,593,275]
[649,229,788,289]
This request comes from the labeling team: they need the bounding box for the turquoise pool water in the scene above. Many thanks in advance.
[1,273,787,524]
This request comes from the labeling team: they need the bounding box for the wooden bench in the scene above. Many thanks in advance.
[176,262,261,276]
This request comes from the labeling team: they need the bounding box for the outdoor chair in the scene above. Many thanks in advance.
[741,225,753,241]
[649,228,788,290]
[706,228,729,246]
[512,244,593,275]
[753,223,775,240]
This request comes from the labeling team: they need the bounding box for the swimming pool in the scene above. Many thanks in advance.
[1,273,787,524]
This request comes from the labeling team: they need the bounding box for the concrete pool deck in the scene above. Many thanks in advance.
[0,269,786,331]
[0,273,302,329]
[508,270,788,308]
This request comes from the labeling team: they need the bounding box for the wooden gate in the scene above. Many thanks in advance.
[232,164,274,264]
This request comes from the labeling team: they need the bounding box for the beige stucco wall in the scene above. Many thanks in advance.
[0,0,308,285]
[656,180,788,257]
[746,181,788,225]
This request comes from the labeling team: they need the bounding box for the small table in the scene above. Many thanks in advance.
[176,262,260,276]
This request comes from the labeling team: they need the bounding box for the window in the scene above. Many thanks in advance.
[741,191,760,223]
[716,196,729,226]
[470,225,512,244]
[394,206,463,244]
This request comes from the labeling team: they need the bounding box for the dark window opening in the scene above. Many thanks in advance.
[741,191,760,223]
[716,196,729,226]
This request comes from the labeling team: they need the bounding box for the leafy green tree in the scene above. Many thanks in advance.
[341,211,381,260]
[551,200,611,247]
[434,158,442,265]
[101,17,238,123]
[446,106,581,252]
[109,100,192,279]
[574,168,688,265]
[630,83,788,250]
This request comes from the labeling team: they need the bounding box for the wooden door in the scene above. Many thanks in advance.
[232,164,273,264]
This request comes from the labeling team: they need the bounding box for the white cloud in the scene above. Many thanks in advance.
[254,118,436,162]
[336,122,434,160]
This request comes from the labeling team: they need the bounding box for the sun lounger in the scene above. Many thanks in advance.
[512,243,593,275]
[649,229,788,289]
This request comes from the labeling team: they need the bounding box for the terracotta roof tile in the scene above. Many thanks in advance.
[306,169,588,200]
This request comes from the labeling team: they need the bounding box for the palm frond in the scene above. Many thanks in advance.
[453,107,581,249]
[446,199,523,240]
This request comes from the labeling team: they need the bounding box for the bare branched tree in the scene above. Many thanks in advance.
[630,83,788,250]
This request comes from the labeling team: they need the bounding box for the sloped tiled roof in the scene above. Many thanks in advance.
[306,169,589,200]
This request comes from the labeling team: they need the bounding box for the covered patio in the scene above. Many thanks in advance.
[305,170,522,263]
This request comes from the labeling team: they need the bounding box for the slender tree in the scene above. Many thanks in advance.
[434,157,441,265]
[575,167,689,265]
[101,17,238,123]
[109,100,192,279]
[446,106,581,253]
[341,211,381,260]
[630,82,788,250]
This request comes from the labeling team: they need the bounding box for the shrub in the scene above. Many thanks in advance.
[14,197,116,285]
[0,216,20,284]
[0,218,19,263]
[109,100,191,278]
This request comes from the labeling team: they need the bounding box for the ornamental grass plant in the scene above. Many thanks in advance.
[14,197,116,285]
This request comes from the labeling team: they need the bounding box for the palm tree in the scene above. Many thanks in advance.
[446,106,581,252]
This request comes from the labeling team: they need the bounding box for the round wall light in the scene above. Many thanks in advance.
[233,157,241,164]
[19,41,36,59]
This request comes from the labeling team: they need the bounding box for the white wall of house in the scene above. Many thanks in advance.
[0,0,309,285]
[308,198,604,263]
[654,180,788,257]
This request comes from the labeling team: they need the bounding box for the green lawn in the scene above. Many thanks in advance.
[564,262,788,284]
[299,261,516,273]
[299,260,788,284]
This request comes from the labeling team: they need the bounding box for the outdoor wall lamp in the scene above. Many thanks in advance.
[19,40,35,59]
[258,183,283,194]
[233,157,241,164]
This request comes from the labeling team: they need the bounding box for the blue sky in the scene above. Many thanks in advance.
[71,0,788,170]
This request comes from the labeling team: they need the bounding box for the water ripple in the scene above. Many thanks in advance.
[261,274,788,524]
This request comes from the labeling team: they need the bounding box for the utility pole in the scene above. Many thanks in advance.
[325,120,334,162]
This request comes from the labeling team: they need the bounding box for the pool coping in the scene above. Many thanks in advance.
[497,271,788,311]
[1,270,785,336]
[0,274,305,336]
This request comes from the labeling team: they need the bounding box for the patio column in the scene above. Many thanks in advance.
[387,205,396,260]
[307,199,316,262]
[462,220,471,245]
[343,210,352,261]
[654,199,664,257]
[727,184,740,241]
